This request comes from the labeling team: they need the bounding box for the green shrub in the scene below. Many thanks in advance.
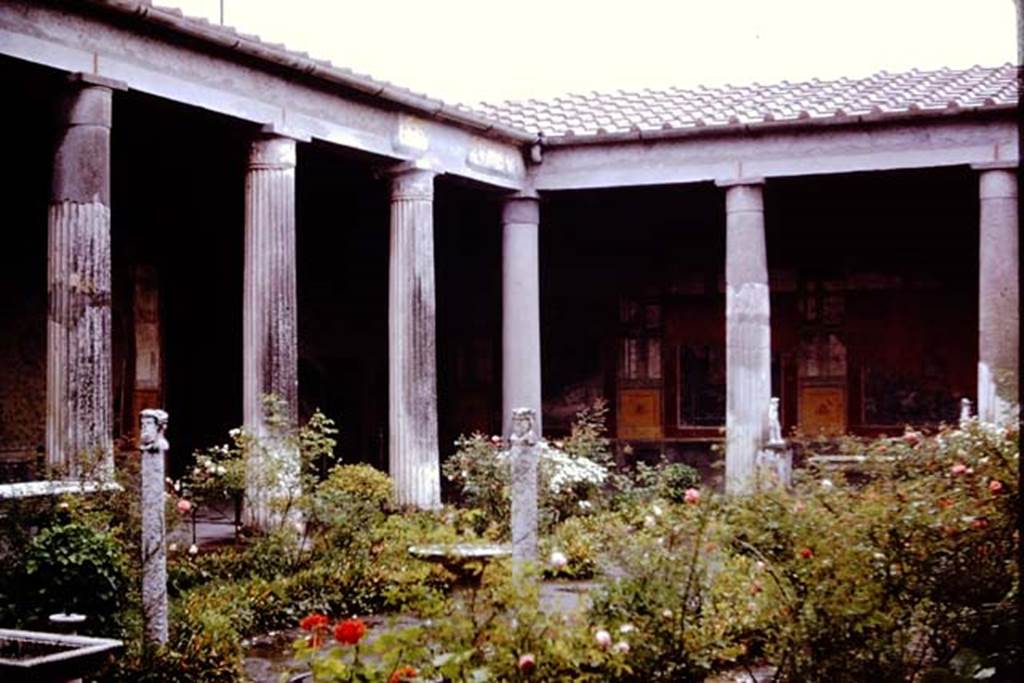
[654,462,701,503]
[17,517,130,636]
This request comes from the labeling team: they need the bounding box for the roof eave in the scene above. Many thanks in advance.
[78,0,537,145]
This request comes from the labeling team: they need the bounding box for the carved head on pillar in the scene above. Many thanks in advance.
[140,409,169,454]
[509,407,537,448]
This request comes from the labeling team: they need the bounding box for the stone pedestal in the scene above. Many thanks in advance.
[974,164,1019,425]
[139,409,169,646]
[387,163,441,509]
[46,74,124,478]
[718,179,771,495]
[509,408,538,570]
[502,193,543,441]
[243,134,299,529]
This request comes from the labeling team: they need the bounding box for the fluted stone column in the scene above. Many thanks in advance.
[718,178,771,495]
[502,192,543,440]
[47,73,124,478]
[243,133,299,529]
[387,163,441,509]
[974,163,1019,425]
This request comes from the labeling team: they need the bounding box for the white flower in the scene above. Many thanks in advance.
[549,551,568,569]
[644,515,656,528]
[578,500,593,510]
[661,609,674,619]
[188,544,199,555]
[594,629,612,649]
[619,623,635,634]
[215,465,226,475]
[612,641,630,654]
[755,561,766,571]
[820,479,834,490]
[168,543,178,553]
[652,504,663,517]
[57,502,70,511]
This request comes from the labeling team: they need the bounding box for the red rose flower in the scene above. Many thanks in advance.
[518,653,536,673]
[300,613,329,631]
[799,547,814,559]
[335,618,367,645]
[971,517,989,530]
[389,665,418,683]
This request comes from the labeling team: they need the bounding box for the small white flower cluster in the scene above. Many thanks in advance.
[538,443,608,494]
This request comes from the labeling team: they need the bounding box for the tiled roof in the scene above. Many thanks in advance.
[474,65,1019,141]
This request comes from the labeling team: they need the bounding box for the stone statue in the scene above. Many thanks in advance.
[140,408,169,454]
[509,407,538,570]
[767,397,784,446]
[509,407,538,449]
[959,398,972,427]
[139,408,169,645]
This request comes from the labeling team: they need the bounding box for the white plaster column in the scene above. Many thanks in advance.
[47,73,125,478]
[718,178,771,495]
[502,192,543,440]
[243,133,299,529]
[387,163,441,509]
[974,162,1019,424]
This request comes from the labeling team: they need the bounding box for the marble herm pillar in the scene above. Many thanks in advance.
[502,192,543,440]
[718,178,771,495]
[388,163,441,509]
[47,74,124,478]
[975,163,1019,424]
[139,409,169,646]
[243,134,299,529]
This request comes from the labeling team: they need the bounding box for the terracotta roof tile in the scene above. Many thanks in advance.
[474,65,1019,139]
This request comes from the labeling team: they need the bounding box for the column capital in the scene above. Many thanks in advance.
[971,160,1018,171]
[502,191,540,225]
[385,160,437,201]
[978,166,1018,200]
[259,122,312,143]
[715,176,765,188]
[67,72,128,91]
[249,134,296,170]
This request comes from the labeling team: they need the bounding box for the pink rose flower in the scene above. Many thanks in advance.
[989,479,1004,494]
[518,654,536,673]
[951,463,967,476]
[177,499,192,514]
[684,488,701,505]
[594,629,612,649]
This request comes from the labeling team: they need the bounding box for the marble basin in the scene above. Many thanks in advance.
[0,628,122,682]
[408,542,511,583]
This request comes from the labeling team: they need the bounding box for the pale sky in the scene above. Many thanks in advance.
[162,0,1018,105]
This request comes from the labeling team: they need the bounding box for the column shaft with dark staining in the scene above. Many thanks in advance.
[47,74,122,478]
[975,164,1019,424]
[388,164,441,509]
[719,179,771,495]
[502,192,543,440]
[243,135,299,529]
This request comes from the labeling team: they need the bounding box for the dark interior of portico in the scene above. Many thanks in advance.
[541,167,978,467]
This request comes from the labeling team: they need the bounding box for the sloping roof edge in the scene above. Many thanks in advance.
[75,0,537,144]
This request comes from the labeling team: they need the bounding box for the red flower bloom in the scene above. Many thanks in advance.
[799,547,814,559]
[989,479,1004,494]
[971,517,989,530]
[518,653,537,673]
[300,613,329,631]
[389,665,418,683]
[334,618,367,645]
